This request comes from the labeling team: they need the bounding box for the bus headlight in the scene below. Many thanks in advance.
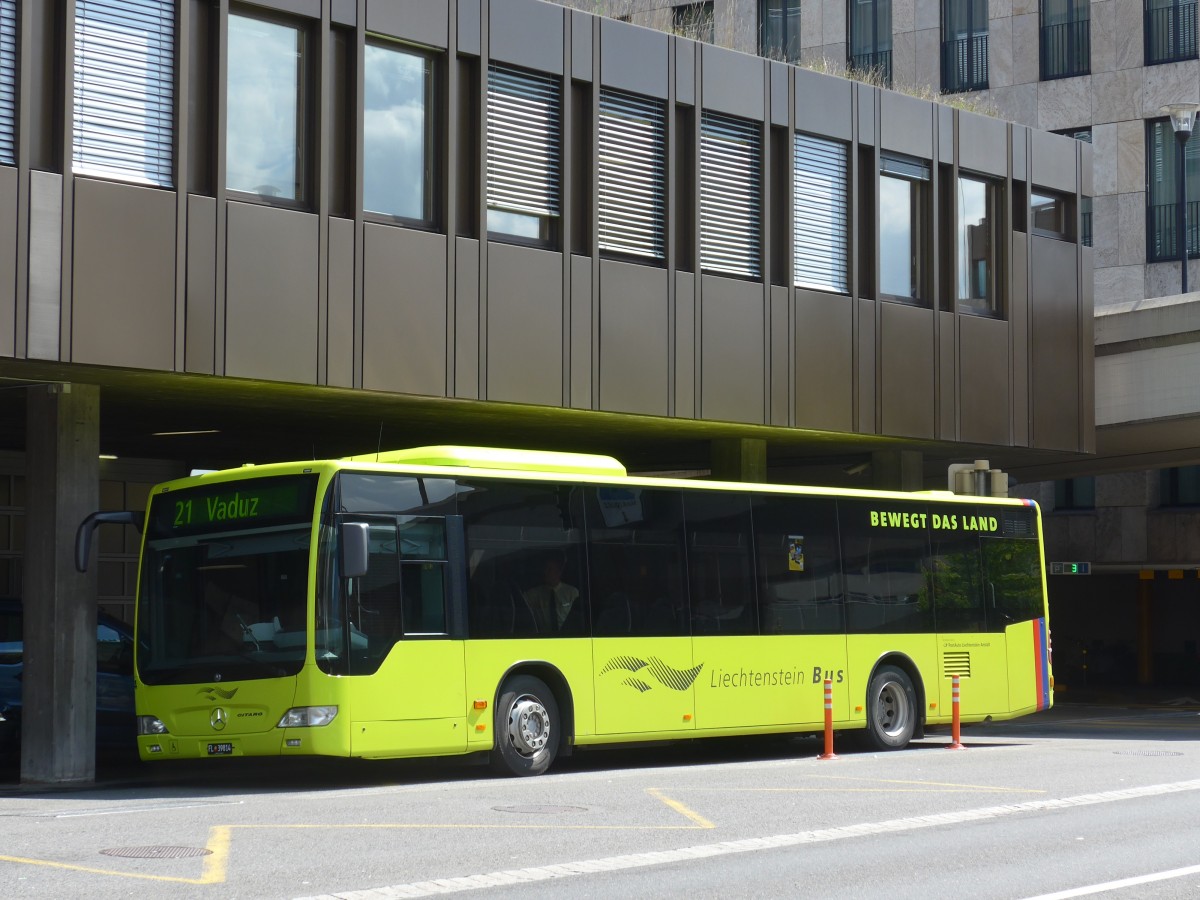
[277,706,338,728]
[137,716,169,735]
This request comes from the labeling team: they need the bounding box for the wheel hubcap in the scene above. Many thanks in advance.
[876,681,910,738]
[506,695,550,757]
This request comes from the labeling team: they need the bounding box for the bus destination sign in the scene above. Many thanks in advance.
[149,475,319,538]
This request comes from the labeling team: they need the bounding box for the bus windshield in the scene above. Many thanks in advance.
[136,475,319,685]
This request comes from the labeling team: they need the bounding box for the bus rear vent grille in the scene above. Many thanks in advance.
[1001,510,1034,537]
[943,651,971,677]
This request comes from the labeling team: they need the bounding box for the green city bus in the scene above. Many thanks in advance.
[94,445,1052,776]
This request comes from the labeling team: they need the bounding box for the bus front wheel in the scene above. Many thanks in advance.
[491,675,559,776]
[863,665,917,751]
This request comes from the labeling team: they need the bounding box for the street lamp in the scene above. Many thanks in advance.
[1162,103,1200,294]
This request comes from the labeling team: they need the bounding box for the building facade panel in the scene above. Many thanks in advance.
[598,259,669,416]
[362,225,448,398]
[879,300,936,438]
[958,313,1011,444]
[489,0,565,74]
[184,195,216,375]
[794,289,854,432]
[485,241,563,406]
[699,274,765,424]
[600,16,668,98]
[71,179,176,371]
[0,166,14,356]
[1030,235,1082,450]
[367,0,449,47]
[223,202,319,384]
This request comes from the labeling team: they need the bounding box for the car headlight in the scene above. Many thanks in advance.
[137,715,169,735]
[277,706,338,728]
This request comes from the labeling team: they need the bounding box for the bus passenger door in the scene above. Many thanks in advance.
[982,536,1050,715]
[348,515,467,756]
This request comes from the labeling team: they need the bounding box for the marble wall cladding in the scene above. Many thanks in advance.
[986,83,1039,126]
[989,0,1012,20]
[1067,514,1099,559]
[1116,119,1145,194]
[913,28,940,91]
[1092,69,1143,124]
[1011,13,1040,85]
[1117,192,1147,267]
[1090,0,1116,74]
[1095,507,1146,560]
[988,16,1013,89]
[1039,76,1092,131]
[915,0,938,31]
[1091,193,1120,267]
[801,0,823,49]
[822,1,845,47]
[1092,123,1119,195]
[1094,263,1147,307]
[1113,0,1145,71]
[1097,471,1156,508]
[1146,260,1200,300]
[1142,60,1200,118]
[805,43,846,72]
[891,29,916,87]
[1011,0,1037,16]
[1147,512,1200,561]
[893,0,915,34]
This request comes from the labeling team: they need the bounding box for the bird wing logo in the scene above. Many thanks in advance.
[198,686,239,702]
[600,656,704,692]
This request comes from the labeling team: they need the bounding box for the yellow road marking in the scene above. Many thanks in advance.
[646,788,716,829]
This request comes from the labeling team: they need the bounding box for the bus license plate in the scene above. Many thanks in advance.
[207,742,234,755]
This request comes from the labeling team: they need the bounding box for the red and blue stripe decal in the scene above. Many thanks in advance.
[1032,617,1050,710]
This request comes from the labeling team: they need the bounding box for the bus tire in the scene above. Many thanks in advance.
[491,675,559,777]
[863,665,917,751]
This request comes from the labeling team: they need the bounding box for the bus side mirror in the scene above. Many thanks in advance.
[75,510,140,573]
[340,522,369,579]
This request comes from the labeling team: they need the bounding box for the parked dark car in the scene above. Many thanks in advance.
[0,598,136,760]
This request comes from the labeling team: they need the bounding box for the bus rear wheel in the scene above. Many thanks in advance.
[491,675,559,777]
[863,665,917,751]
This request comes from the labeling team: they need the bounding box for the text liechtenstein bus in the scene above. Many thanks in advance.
[113,446,1051,775]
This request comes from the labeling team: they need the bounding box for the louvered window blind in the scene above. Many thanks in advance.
[73,0,174,187]
[794,133,848,293]
[598,89,665,259]
[486,64,560,239]
[0,0,15,166]
[700,111,761,278]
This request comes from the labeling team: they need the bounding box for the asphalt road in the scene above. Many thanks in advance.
[2,699,1199,899]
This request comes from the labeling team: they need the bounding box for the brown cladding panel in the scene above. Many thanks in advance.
[570,255,591,409]
[367,0,448,47]
[879,301,935,439]
[700,45,764,120]
[327,217,355,389]
[0,167,15,356]
[71,181,175,370]
[795,290,853,432]
[224,202,319,384]
[489,0,564,74]
[598,260,669,416]
[485,241,563,406]
[363,225,448,397]
[1030,129,1078,193]
[1030,236,1080,450]
[879,91,934,160]
[770,286,788,426]
[958,110,1007,178]
[1080,246,1095,452]
[795,68,852,141]
[458,0,481,55]
[185,195,217,375]
[857,85,876,147]
[572,12,593,82]
[600,18,668,98]
[1011,233,1030,446]
[675,40,695,105]
[856,297,875,433]
[28,172,62,361]
[958,314,1011,445]
[675,271,695,417]
[251,0,319,18]
[938,310,954,440]
[454,238,480,399]
[938,105,954,165]
[700,275,764,424]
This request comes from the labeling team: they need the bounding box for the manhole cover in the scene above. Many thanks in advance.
[1113,750,1185,757]
[493,805,587,815]
[100,846,213,859]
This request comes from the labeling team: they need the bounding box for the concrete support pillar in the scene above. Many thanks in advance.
[21,384,99,784]
[871,450,924,492]
[710,438,767,483]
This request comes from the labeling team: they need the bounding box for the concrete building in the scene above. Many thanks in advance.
[0,0,1090,779]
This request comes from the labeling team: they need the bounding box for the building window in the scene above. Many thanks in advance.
[598,90,666,261]
[486,64,561,244]
[1057,128,1093,247]
[73,0,175,187]
[0,0,15,166]
[1031,189,1072,240]
[879,155,929,305]
[760,1,801,63]
[363,40,435,224]
[226,11,309,203]
[793,133,848,293]
[1054,476,1095,511]
[941,0,988,93]
[673,2,715,43]
[1161,466,1200,505]
[1146,118,1200,263]
[1145,0,1198,65]
[957,174,1001,317]
[849,0,893,87]
[700,111,762,279]
[1040,0,1090,80]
